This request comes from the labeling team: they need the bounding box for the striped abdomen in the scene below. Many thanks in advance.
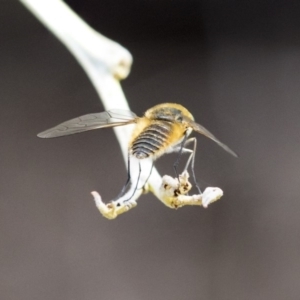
[130,121,172,159]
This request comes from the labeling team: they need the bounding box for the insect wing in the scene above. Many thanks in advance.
[38,109,138,138]
[187,118,238,157]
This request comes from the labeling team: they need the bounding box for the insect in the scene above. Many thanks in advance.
[38,103,237,194]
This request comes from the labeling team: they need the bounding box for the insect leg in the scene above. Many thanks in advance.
[116,152,131,198]
[138,161,154,191]
[183,137,202,194]
[123,160,142,203]
[173,132,189,179]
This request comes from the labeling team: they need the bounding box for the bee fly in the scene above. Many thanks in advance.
[38,103,237,195]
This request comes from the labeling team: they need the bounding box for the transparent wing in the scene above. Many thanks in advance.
[186,118,238,158]
[38,109,138,138]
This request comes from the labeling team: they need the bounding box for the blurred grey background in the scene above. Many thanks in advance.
[1,1,300,299]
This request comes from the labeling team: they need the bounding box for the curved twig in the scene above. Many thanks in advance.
[20,0,223,219]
